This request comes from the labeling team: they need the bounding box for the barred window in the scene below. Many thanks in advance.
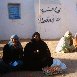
[8,4,21,19]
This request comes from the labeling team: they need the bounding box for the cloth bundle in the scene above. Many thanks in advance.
[42,59,67,76]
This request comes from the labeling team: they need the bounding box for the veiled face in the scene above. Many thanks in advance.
[64,31,72,39]
[12,38,18,45]
[33,35,40,41]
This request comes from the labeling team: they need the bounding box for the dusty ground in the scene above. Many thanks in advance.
[0,39,77,77]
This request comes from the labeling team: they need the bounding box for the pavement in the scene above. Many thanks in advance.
[0,39,77,77]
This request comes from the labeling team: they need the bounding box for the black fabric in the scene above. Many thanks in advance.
[23,40,53,70]
[2,44,23,64]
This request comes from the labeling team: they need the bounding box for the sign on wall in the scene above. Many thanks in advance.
[34,0,66,39]
[37,0,61,24]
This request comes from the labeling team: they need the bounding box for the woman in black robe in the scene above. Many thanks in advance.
[23,32,53,70]
[0,34,23,73]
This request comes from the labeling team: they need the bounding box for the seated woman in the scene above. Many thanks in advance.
[23,32,53,70]
[0,34,23,73]
[74,33,77,51]
[23,32,67,73]
[56,31,75,53]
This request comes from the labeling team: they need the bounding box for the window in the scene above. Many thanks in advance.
[8,4,21,19]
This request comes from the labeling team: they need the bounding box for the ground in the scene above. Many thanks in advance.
[0,39,77,77]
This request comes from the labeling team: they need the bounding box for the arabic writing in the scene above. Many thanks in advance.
[40,7,61,14]
[38,4,61,24]
[38,17,61,23]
